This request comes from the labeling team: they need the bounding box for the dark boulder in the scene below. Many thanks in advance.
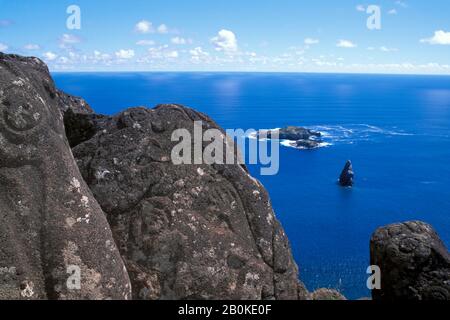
[339,160,354,187]
[69,105,308,300]
[0,53,131,299]
[370,221,450,300]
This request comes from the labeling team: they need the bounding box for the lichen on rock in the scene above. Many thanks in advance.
[69,105,308,300]
[0,52,131,300]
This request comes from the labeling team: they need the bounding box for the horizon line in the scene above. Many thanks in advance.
[50,70,450,77]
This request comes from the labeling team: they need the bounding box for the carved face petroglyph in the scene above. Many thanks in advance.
[0,68,53,165]
[0,83,47,137]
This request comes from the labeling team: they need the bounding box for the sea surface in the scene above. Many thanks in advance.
[53,72,450,299]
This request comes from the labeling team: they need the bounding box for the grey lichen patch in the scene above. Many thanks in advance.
[12,79,25,87]
[20,281,35,298]
[80,196,89,208]
[66,217,77,228]
[69,177,81,193]
[95,168,111,180]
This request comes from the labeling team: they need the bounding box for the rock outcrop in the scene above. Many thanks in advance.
[310,288,346,300]
[370,221,450,300]
[339,160,354,187]
[68,105,308,300]
[0,53,131,299]
[263,126,321,141]
[294,140,321,149]
[258,126,323,150]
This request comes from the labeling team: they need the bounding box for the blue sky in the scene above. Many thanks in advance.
[1,0,449,73]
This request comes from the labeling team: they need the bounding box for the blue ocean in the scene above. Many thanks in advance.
[53,72,450,299]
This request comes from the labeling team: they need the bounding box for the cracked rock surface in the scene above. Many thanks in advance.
[0,53,131,299]
[69,105,308,300]
[371,221,450,300]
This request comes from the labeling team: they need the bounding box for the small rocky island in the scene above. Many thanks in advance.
[0,52,448,300]
[339,160,354,187]
[257,126,324,149]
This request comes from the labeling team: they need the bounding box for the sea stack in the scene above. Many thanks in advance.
[339,160,354,187]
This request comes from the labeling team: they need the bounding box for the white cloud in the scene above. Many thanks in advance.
[136,40,156,46]
[395,1,408,8]
[171,37,191,45]
[189,47,210,63]
[115,49,135,59]
[43,52,58,61]
[367,46,398,52]
[58,56,70,64]
[337,40,357,48]
[135,21,170,34]
[93,50,111,61]
[171,37,184,44]
[157,24,168,34]
[166,50,178,58]
[388,9,398,15]
[146,45,179,59]
[60,33,81,44]
[380,46,398,52]
[24,44,40,50]
[421,30,450,45]
[0,43,8,51]
[135,20,153,34]
[211,29,238,53]
[190,47,209,57]
[304,38,319,45]
[356,5,366,12]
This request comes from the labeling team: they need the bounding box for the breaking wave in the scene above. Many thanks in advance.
[247,124,414,150]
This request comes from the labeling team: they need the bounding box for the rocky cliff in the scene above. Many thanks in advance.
[67,105,308,300]
[0,53,307,300]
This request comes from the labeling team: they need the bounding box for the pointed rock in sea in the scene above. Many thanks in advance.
[339,160,354,187]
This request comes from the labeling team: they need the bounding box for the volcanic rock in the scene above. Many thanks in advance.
[310,288,346,300]
[69,105,308,300]
[0,53,131,299]
[339,160,354,187]
[294,139,321,149]
[370,221,450,300]
[261,126,321,141]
